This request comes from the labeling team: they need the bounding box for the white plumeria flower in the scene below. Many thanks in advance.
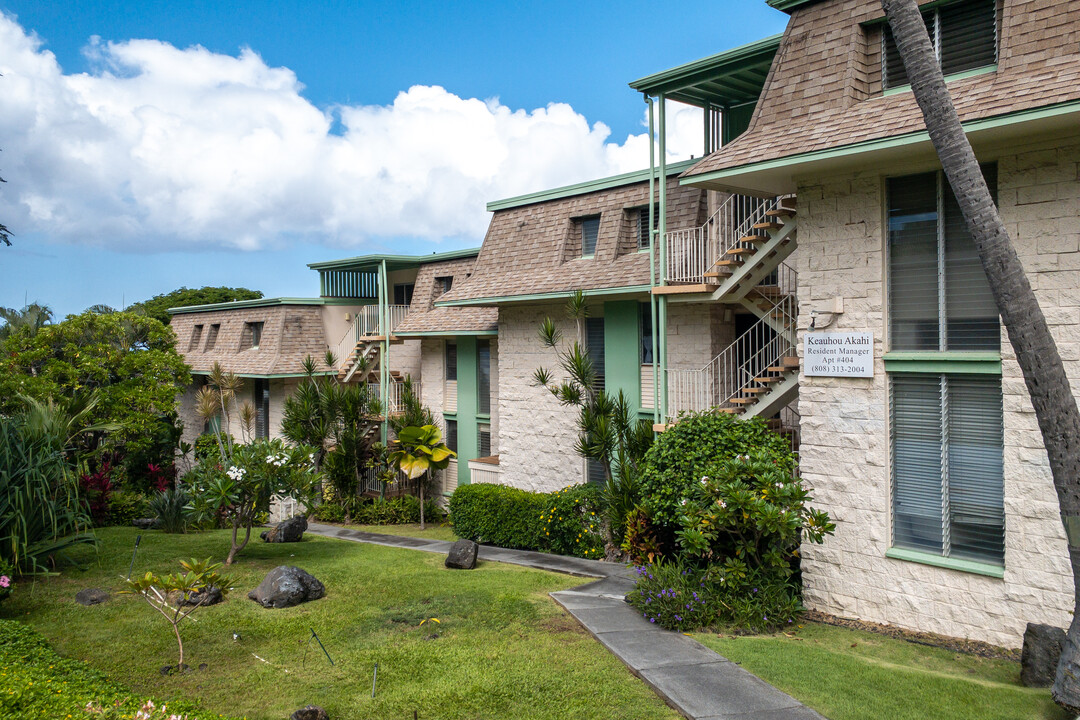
[717,499,727,509]
[701,476,708,485]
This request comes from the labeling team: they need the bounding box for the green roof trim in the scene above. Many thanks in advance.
[167,297,365,315]
[393,330,499,338]
[435,285,652,307]
[681,99,1080,188]
[486,160,697,212]
[189,370,336,379]
[629,34,781,108]
[307,247,481,272]
[766,0,824,13]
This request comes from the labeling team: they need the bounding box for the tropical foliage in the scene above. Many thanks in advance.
[124,558,231,669]
[0,303,52,339]
[388,424,454,530]
[129,286,262,326]
[184,438,319,564]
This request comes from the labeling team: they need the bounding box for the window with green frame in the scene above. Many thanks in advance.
[886,166,1004,569]
[882,0,997,90]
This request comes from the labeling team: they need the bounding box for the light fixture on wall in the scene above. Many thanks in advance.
[808,297,844,331]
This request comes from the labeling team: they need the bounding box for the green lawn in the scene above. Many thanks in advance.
[695,622,1067,720]
[333,522,459,542]
[6,528,679,720]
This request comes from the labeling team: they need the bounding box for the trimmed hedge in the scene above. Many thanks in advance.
[449,483,604,559]
[449,484,545,550]
[0,618,241,719]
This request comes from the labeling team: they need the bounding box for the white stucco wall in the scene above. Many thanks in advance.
[795,133,1078,648]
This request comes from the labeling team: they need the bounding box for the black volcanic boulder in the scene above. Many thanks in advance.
[248,566,325,609]
[1021,622,1067,687]
[260,515,308,543]
[445,539,479,570]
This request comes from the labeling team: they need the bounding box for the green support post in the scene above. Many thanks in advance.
[378,260,389,444]
[657,93,669,425]
[647,96,660,426]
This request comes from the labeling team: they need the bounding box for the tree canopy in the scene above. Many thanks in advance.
[0,310,191,461]
[129,286,263,325]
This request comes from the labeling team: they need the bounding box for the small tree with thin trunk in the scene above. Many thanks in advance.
[124,558,230,671]
[388,425,455,530]
[882,0,1080,709]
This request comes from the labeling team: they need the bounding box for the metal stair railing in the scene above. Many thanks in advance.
[665,194,776,284]
[666,264,798,420]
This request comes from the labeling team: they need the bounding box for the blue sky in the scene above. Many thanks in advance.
[0,1,788,316]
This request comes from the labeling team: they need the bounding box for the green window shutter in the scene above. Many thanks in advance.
[446,342,457,381]
[586,317,605,392]
[445,419,458,453]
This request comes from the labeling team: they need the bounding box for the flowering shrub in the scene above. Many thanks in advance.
[675,453,834,581]
[538,484,604,559]
[0,558,14,603]
[626,558,802,633]
[184,438,320,564]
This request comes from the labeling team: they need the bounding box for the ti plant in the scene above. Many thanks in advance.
[194,362,256,461]
[388,424,455,530]
[124,557,231,670]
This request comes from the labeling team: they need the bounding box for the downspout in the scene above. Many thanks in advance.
[379,260,390,445]
[646,95,660,427]
[657,93,669,426]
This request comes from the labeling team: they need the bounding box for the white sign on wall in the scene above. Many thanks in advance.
[804,332,874,378]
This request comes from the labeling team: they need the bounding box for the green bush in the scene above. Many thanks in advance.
[449,484,545,550]
[450,483,603,559]
[676,453,834,581]
[539,484,604,559]
[193,432,232,461]
[310,501,347,523]
[639,411,795,533]
[309,495,445,526]
[106,490,149,526]
[0,618,240,719]
[148,488,190,533]
[626,559,802,633]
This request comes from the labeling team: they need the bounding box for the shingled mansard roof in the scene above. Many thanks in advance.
[682,0,1080,192]
[393,255,497,335]
[170,302,333,376]
[436,162,707,306]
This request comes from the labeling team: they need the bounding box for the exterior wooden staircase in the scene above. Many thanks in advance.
[658,196,800,430]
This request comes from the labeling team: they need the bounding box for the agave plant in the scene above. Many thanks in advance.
[387,425,455,530]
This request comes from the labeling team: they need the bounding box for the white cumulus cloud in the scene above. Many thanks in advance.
[0,14,705,252]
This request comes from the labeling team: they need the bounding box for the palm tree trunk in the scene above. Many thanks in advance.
[882,1,1080,710]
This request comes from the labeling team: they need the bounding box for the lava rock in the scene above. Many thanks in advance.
[1022,622,1067,687]
[445,539,479,570]
[169,585,224,608]
[75,588,110,606]
[290,706,328,720]
[132,517,160,530]
[260,515,308,543]
[248,566,325,608]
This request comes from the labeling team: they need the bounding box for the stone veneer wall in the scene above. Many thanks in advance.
[795,134,1079,648]
[497,304,583,492]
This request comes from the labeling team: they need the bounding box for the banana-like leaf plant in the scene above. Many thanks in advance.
[387,425,455,530]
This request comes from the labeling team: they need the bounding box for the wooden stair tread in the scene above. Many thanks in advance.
[752,222,783,231]
[765,208,796,218]
[725,247,754,257]
[730,397,759,405]
[754,376,782,384]
[714,260,743,268]
[742,387,767,394]
[739,235,769,244]
[780,356,800,367]
[767,366,798,374]
[704,270,729,279]
[652,283,712,296]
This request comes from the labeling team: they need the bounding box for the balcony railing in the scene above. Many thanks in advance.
[665,194,779,285]
[368,380,419,415]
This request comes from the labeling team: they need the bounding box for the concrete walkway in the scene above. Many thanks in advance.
[306,522,824,720]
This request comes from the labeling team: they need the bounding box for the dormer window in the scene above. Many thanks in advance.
[244,321,264,350]
[204,324,220,350]
[635,205,658,250]
[435,276,454,298]
[188,325,204,351]
[580,216,600,256]
[883,0,997,90]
